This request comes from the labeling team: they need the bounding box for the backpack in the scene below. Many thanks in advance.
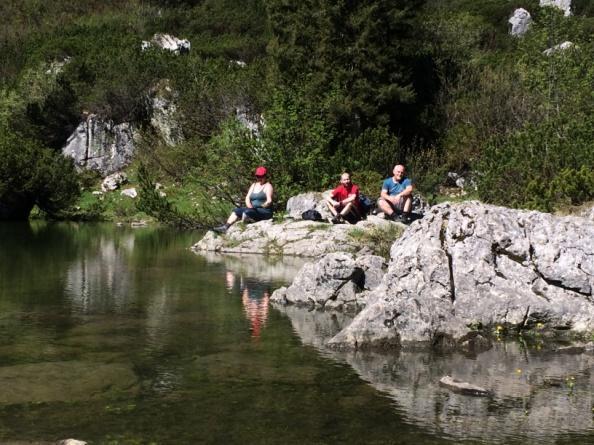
[359,193,375,215]
[301,209,323,221]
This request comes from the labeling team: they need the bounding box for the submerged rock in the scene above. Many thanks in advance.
[439,375,491,397]
[0,361,138,405]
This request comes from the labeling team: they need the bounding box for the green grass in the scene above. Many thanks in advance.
[348,224,404,259]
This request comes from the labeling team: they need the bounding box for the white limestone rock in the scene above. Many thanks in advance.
[62,114,136,177]
[540,0,571,17]
[543,41,575,56]
[192,217,403,258]
[141,33,190,54]
[120,188,137,198]
[285,191,332,219]
[509,8,532,37]
[327,201,594,350]
[101,172,128,192]
[150,81,183,145]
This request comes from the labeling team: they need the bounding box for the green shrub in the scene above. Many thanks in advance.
[0,125,79,219]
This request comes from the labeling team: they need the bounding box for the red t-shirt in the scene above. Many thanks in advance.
[331,184,362,212]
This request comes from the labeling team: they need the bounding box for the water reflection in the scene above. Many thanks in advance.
[198,252,308,339]
[223,268,271,339]
[274,304,594,444]
[198,251,308,283]
[65,234,136,313]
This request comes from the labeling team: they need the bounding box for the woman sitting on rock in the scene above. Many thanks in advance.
[213,166,273,233]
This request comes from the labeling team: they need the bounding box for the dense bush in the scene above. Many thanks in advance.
[0,126,79,219]
[475,9,594,211]
[2,0,593,224]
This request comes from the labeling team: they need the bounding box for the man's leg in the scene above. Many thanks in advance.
[340,202,360,224]
[326,199,339,217]
[378,198,395,217]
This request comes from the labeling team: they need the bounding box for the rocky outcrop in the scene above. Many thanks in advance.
[327,201,594,350]
[543,40,575,56]
[540,0,571,16]
[62,114,136,176]
[101,172,127,192]
[141,33,191,54]
[271,253,386,311]
[509,8,532,37]
[150,80,183,145]
[191,215,403,257]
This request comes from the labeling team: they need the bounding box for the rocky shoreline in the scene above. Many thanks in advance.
[194,200,594,352]
[191,215,404,257]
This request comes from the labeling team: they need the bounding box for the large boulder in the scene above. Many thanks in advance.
[540,0,571,16]
[101,172,127,192]
[270,253,386,311]
[328,201,594,350]
[509,8,532,37]
[285,191,332,219]
[62,114,136,176]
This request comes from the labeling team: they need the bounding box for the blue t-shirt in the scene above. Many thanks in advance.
[382,177,412,196]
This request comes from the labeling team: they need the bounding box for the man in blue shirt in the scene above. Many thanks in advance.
[378,164,414,222]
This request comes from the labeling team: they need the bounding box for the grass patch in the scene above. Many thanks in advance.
[348,224,404,259]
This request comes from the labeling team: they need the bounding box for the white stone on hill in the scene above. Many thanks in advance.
[540,0,571,17]
[509,8,532,37]
[62,114,136,177]
[141,33,191,54]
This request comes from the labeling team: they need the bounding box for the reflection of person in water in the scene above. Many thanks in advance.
[224,269,270,338]
[242,287,269,339]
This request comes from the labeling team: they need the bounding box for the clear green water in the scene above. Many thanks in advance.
[1,222,593,445]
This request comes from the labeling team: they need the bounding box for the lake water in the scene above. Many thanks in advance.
[1,222,593,444]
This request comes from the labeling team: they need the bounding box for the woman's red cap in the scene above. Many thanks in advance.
[255,166,267,176]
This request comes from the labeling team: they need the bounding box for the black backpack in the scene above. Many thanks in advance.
[301,209,323,221]
[359,193,375,215]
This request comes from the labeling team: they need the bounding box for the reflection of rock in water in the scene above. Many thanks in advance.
[65,236,135,313]
[277,306,594,443]
[273,304,355,353]
[198,252,308,284]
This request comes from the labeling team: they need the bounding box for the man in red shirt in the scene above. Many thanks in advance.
[326,172,363,224]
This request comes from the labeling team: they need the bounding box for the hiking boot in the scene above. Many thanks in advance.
[213,223,229,233]
[402,214,413,224]
[330,216,341,224]
[390,212,402,222]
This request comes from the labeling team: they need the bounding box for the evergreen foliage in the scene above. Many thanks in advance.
[1,0,593,221]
